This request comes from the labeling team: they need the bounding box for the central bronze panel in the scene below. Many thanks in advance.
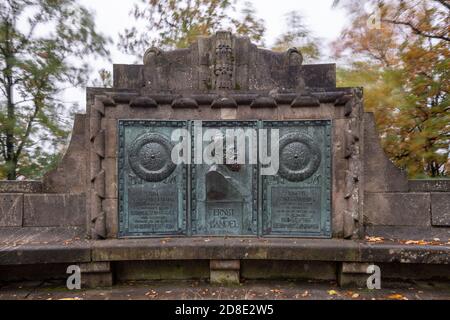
[191,121,258,236]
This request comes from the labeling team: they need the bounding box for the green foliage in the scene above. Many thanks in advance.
[0,0,110,180]
[119,0,266,57]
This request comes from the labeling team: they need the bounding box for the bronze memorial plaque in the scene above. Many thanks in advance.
[118,120,187,237]
[191,121,258,236]
[262,120,332,238]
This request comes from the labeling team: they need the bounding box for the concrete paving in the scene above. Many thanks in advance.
[0,280,449,300]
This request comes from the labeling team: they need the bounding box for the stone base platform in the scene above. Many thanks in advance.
[0,230,449,288]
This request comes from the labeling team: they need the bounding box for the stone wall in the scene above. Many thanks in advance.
[0,114,87,233]
[0,181,86,231]
[363,113,450,240]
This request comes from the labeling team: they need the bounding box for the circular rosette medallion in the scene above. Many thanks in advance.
[278,132,321,182]
[128,133,176,182]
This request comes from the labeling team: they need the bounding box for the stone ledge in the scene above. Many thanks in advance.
[23,194,86,227]
[409,180,450,192]
[364,193,431,226]
[1,238,448,266]
[0,181,43,193]
[365,225,450,241]
[0,243,91,265]
[0,194,23,227]
[431,193,450,226]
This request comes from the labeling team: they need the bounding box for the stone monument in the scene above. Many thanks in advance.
[0,32,449,286]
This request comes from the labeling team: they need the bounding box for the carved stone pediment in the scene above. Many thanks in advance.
[141,31,305,94]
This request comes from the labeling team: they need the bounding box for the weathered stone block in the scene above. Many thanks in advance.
[210,260,240,270]
[0,194,23,227]
[79,262,113,288]
[331,119,349,238]
[113,64,143,89]
[241,261,337,281]
[43,114,87,194]
[104,158,117,199]
[104,118,118,158]
[79,261,111,273]
[210,260,240,285]
[23,194,86,227]
[365,225,450,241]
[103,198,118,238]
[0,181,42,193]
[81,272,113,288]
[210,270,240,285]
[364,193,431,226]
[338,262,371,288]
[341,262,371,273]
[115,260,210,281]
[338,273,368,288]
[431,193,450,226]
[409,180,450,193]
[363,113,408,192]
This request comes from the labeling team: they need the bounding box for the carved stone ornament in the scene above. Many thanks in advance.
[128,133,176,182]
[213,34,234,90]
[278,132,321,182]
[286,47,303,66]
[143,47,162,65]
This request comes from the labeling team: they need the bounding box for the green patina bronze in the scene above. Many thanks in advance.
[118,120,331,238]
[118,120,187,237]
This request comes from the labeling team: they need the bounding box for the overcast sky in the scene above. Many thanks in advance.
[66,0,347,111]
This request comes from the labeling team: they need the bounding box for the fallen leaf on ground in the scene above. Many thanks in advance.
[387,294,407,300]
[270,289,282,294]
[402,239,439,245]
[351,293,360,299]
[366,236,384,243]
[327,290,338,296]
[404,240,428,245]
[145,290,158,298]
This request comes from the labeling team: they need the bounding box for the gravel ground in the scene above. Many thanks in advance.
[0,279,449,300]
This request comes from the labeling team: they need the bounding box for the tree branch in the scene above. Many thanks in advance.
[433,0,450,11]
[15,102,39,161]
[0,137,6,159]
[382,18,450,42]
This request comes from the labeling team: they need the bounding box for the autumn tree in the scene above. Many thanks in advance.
[0,0,110,180]
[119,0,266,58]
[333,0,449,177]
[272,11,321,62]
